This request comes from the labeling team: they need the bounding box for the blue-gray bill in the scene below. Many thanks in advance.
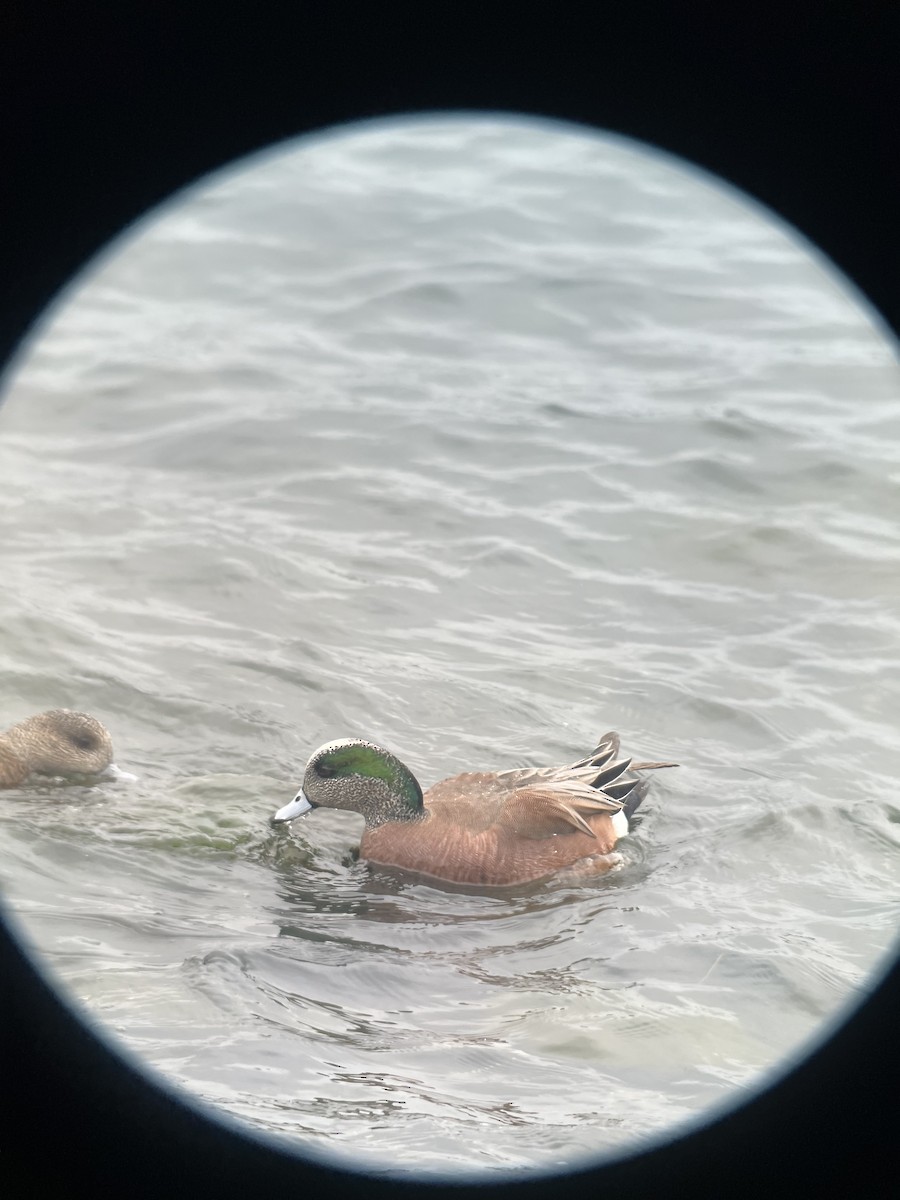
[98,762,139,783]
[272,789,313,824]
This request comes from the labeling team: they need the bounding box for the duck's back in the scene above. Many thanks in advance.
[359,770,621,887]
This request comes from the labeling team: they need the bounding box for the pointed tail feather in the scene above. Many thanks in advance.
[571,731,621,770]
[622,777,651,821]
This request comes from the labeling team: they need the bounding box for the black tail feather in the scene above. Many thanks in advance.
[622,777,651,821]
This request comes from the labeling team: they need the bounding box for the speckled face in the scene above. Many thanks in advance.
[273,738,424,827]
[38,711,114,775]
[309,740,423,815]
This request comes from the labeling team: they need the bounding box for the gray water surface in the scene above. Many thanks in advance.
[1,117,899,1176]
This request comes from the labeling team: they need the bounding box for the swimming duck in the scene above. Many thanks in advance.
[273,732,676,887]
[0,709,132,789]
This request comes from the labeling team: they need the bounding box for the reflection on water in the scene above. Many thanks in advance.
[0,116,899,1175]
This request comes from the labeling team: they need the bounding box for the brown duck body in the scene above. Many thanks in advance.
[276,731,676,888]
[361,770,625,886]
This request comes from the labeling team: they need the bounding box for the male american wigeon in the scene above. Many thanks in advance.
[273,732,676,887]
[0,709,133,788]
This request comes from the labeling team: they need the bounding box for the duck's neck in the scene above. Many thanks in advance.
[365,785,427,828]
[0,740,27,788]
[357,757,426,828]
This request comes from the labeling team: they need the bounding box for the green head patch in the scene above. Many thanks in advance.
[314,740,423,814]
